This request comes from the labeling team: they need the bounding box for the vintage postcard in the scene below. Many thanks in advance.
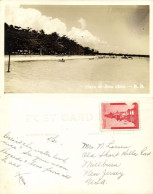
[0,0,153,194]
[2,0,151,94]
[0,96,153,194]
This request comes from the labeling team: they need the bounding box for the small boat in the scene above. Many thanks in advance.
[59,58,65,62]
[128,56,133,60]
[89,58,94,60]
[121,56,128,59]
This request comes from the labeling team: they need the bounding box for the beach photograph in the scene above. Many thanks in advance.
[4,4,149,93]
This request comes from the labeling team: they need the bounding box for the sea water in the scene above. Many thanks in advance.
[4,56,149,93]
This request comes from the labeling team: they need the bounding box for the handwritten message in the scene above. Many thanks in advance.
[1,132,152,187]
[0,132,71,185]
[81,140,151,185]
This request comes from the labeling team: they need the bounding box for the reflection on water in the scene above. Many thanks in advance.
[5,56,149,93]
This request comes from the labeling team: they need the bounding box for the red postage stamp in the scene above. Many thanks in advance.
[101,102,139,129]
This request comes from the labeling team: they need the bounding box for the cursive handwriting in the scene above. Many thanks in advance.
[0,132,71,186]
[15,172,31,185]
[47,135,59,144]
[82,140,151,185]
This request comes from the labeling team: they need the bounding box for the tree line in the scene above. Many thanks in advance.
[5,23,99,56]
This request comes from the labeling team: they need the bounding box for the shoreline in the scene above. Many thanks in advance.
[4,55,97,62]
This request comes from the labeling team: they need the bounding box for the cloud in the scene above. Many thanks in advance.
[5,5,67,35]
[68,27,101,48]
[5,5,102,51]
[4,5,149,54]
[78,18,86,29]
[42,18,67,35]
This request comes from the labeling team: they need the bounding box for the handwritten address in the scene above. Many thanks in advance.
[81,140,151,185]
[0,132,152,186]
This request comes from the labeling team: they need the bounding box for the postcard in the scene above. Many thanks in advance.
[0,96,153,194]
[0,0,153,194]
[2,0,152,94]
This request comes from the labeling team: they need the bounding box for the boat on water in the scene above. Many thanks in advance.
[121,56,128,59]
[59,58,65,62]
[128,56,133,60]
[98,56,103,59]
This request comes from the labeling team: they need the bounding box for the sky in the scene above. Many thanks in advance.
[5,5,149,55]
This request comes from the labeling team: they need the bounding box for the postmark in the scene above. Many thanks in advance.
[101,103,139,130]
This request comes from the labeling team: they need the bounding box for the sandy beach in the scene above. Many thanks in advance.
[4,55,149,93]
[4,55,96,62]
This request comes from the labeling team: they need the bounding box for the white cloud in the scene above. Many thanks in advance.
[68,27,101,48]
[5,5,149,54]
[43,18,67,35]
[5,5,67,35]
[78,18,86,29]
[5,5,103,51]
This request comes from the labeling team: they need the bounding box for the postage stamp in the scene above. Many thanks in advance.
[101,102,139,130]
